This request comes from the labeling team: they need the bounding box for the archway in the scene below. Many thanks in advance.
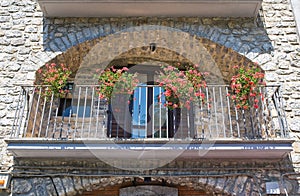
[30,26,266,140]
[35,26,263,85]
[68,176,255,196]
[79,184,208,196]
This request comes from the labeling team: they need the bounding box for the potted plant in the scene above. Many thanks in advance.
[156,64,208,110]
[36,63,72,98]
[96,66,139,101]
[229,65,265,110]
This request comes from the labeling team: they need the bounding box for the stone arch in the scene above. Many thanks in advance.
[36,25,263,85]
[44,18,271,56]
[58,176,260,195]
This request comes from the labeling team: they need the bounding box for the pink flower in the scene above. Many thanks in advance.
[164,90,172,97]
[243,105,249,110]
[195,92,201,97]
[171,86,177,92]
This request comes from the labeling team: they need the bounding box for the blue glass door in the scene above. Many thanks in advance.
[131,84,167,138]
[131,84,147,138]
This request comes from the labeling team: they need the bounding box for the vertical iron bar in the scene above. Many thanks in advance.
[199,88,204,138]
[225,86,233,137]
[159,87,162,138]
[11,87,23,137]
[45,93,54,138]
[67,109,72,139]
[102,99,107,138]
[108,103,112,138]
[23,87,35,137]
[145,86,148,138]
[249,105,255,138]
[260,87,268,138]
[59,94,67,139]
[242,109,247,138]
[31,87,42,137]
[255,101,261,138]
[138,86,141,138]
[165,87,168,138]
[88,87,95,138]
[116,96,120,138]
[187,105,190,139]
[180,106,183,139]
[16,87,27,138]
[74,86,82,138]
[274,89,284,136]
[80,87,88,138]
[173,108,176,139]
[52,108,59,138]
[38,95,47,138]
[212,86,219,138]
[234,102,241,138]
[95,94,101,138]
[123,95,126,139]
[219,86,226,138]
[152,86,155,138]
[206,86,212,138]
[279,86,289,137]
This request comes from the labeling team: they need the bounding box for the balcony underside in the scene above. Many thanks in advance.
[6,139,293,159]
[37,0,262,17]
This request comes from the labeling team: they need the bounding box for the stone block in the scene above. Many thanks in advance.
[0,38,9,46]
[11,38,25,46]
[52,178,66,196]
[12,179,32,194]
[62,177,77,196]
[262,62,277,71]
[290,120,300,132]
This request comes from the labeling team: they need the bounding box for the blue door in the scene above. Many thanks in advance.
[131,84,168,138]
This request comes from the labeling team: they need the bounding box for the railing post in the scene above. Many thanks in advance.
[11,86,24,138]
[278,86,289,137]
[225,86,233,138]
[45,92,54,138]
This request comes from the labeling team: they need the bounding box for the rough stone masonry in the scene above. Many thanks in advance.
[0,0,300,195]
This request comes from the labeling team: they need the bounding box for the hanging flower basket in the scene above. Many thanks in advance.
[96,66,139,101]
[229,65,265,110]
[156,64,208,110]
[36,63,72,98]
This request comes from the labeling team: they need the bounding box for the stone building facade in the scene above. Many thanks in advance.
[0,0,300,195]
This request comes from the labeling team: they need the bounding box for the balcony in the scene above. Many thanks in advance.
[6,84,293,159]
[37,0,262,17]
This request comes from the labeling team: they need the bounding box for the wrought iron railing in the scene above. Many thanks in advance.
[10,84,289,140]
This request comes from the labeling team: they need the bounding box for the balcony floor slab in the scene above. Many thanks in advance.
[6,138,293,160]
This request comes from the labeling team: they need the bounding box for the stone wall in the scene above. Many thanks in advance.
[0,0,44,172]
[10,158,300,195]
[0,0,300,195]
